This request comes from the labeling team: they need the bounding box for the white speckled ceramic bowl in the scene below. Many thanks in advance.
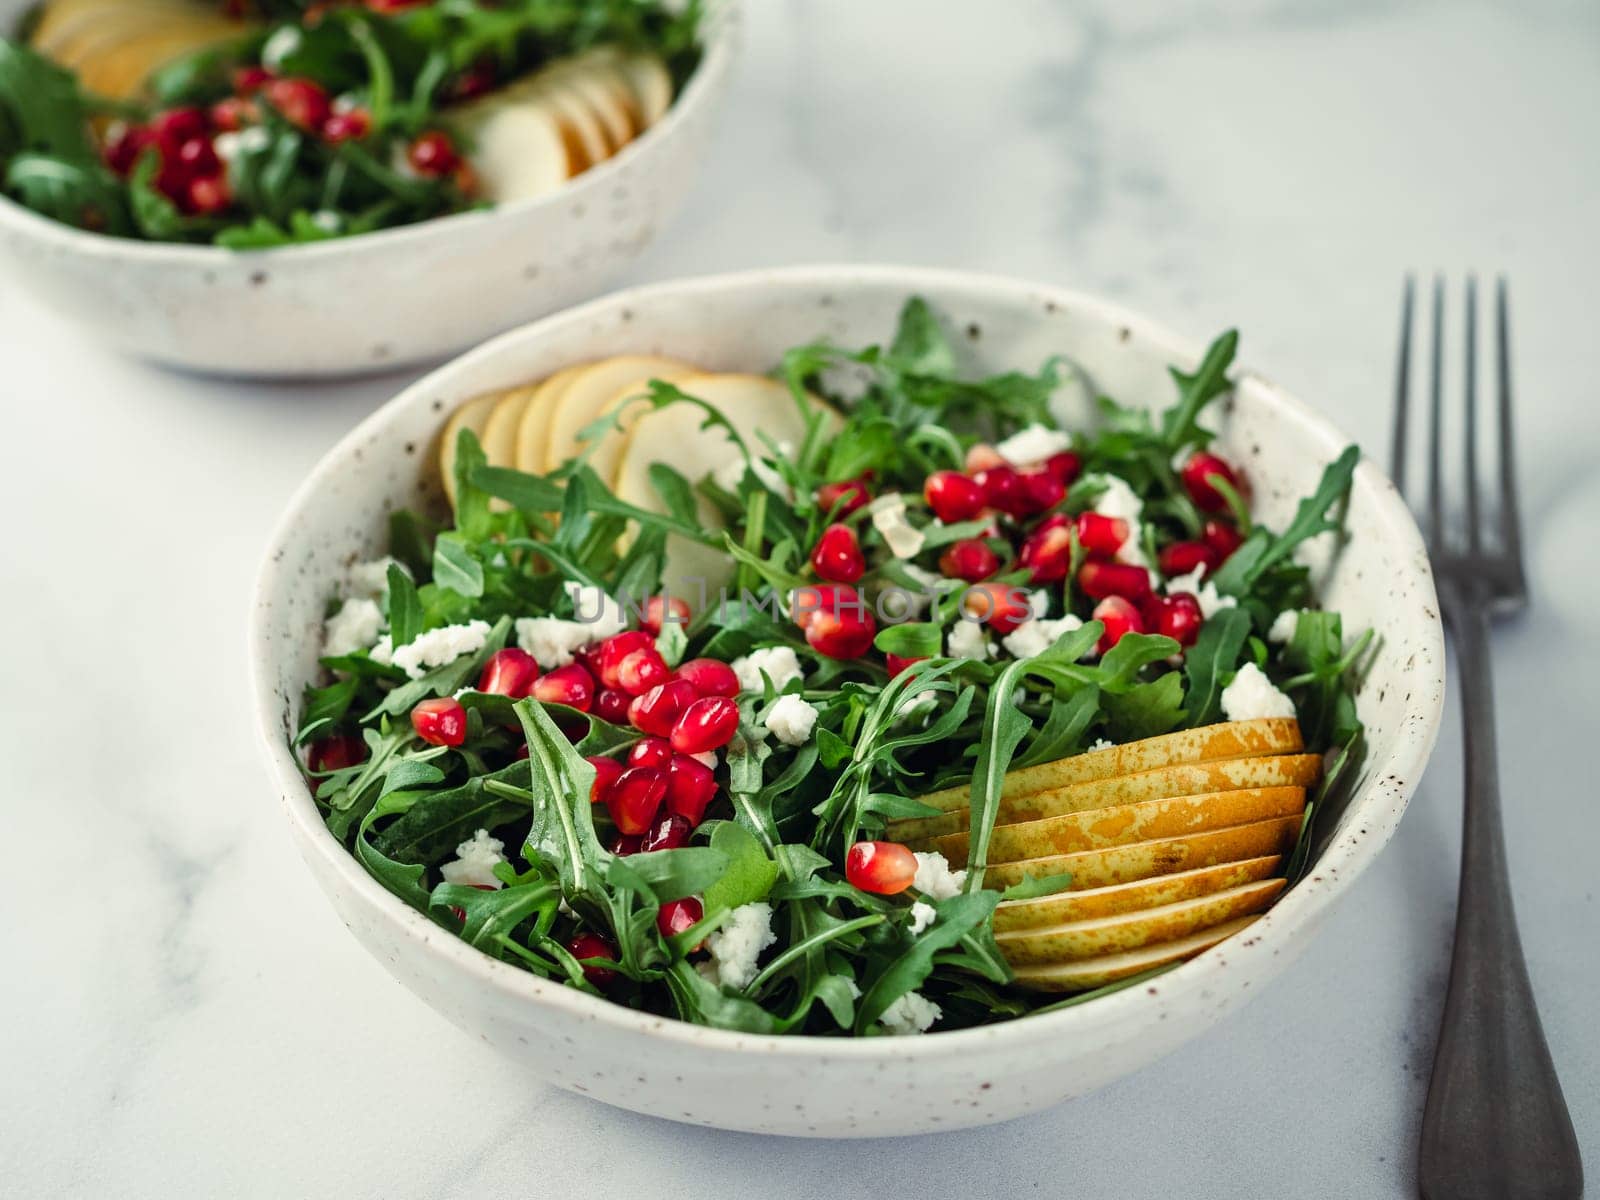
[0,1,739,378]
[249,266,1445,1137]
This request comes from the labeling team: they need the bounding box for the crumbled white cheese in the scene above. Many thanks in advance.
[1268,610,1301,644]
[912,851,967,900]
[214,131,243,164]
[908,901,937,935]
[344,556,406,601]
[764,694,819,746]
[1221,662,1297,722]
[563,582,630,641]
[895,690,939,721]
[514,617,589,669]
[731,646,804,694]
[947,620,991,661]
[387,620,492,680]
[1091,473,1151,570]
[1165,566,1238,620]
[869,493,926,558]
[994,424,1072,467]
[310,209,341,234]
[1001,614,1084,660]
[323,597,384,659]
[439,829,506,889]
[880,990,942,1035]
[701,902,776,991]
[714,441,793,498]
[1089,737,1115,752]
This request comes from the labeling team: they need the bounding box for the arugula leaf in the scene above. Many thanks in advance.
[385,561,423,648]
[854,891,998,1034]
[432,534,484,598]
[700,821,779,914]
[1210,446,1359,596]
[1160,329,1238,451]
[1182,607,1252,728]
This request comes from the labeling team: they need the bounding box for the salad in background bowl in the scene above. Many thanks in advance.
[0,0,738,375]
[251,266,1444,1134]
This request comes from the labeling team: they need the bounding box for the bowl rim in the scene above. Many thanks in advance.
[249,263,1446,1059]
[0,3,741,264]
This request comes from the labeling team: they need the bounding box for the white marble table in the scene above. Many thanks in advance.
[2,1,1595,1195]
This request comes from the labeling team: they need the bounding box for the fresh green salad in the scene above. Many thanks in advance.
[299,299,1369,1035]
[0,0,700,246]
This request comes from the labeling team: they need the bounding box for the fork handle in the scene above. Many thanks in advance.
[1419,591,1583,1200]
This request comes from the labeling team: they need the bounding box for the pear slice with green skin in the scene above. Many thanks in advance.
[438,389,506,508]
[542,355,698,474]
[993,855,1282,933]
[985,816,1303,892]
[893,752,1322,843]
[902,719,1305,822]
[934,785,1308,866]
[514,365,587,475]
[1011,915,1262,993]
[997,877,1286,965]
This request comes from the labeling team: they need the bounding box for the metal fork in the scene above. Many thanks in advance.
[1393,276,1582,1200]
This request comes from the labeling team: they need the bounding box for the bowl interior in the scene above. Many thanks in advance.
[253,265,1444,1051]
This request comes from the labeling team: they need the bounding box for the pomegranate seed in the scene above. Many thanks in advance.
[514,743,530,760]
[811,523,865,583]
[939,538,1000,582]
[629,678,699,737]
[674,657,738,698]
[845,841,918,895]
[1017,515,1074,584]
[1093,596,1146,655]
[232,65,273,96]
[616,647,669,696]
[184,174,231,216]
[322,108,371,143]
[609,833,642,855]
[1019,468,1065,515]
[594,688,631,724]
[102,123,154,175]
[307,732,365,774]
[448,59,497,100]
[477,647,540,698]
[964,444,1004,472]
[407,129,461,176]
[531,663,594,712]
[1045,451,1082,485]
[885,653,925,679]
[642,814,693,853]
[178,136,219,178]
[1203,519,1245,560]
[606,767,666,835]
[973,465,1028,518]
[411,697,466,747]
[586,755,623,804]
[1180,451,1243,513]
[1075,511,1129,556]
[627,736,673,770]
[595,631,654,689]
[262,77,331,132]
[670,696,740,755]
[961,583,1033,634]
[665,754,717,823]
[1157,539,1217,578]
[1153,591,1204,647]
[209,97,254,132]
[656,895,703,938]
[805,609,877,659]
[816,476,871,516]
[566,932,617,986]
[640,595,691,636]
[150,107,207,150]
[923,471,984,523]
[1078,560,1152,601]
[791,583,866,630]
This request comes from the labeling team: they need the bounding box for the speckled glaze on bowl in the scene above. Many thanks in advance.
[0,0,739,378]
[249,266,1445,1137]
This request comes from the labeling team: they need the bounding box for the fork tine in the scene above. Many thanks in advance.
[1463,276,1481,552]
[1391,276,1415,493]
[1427,275,1446,549]
[1495,278,1527,592]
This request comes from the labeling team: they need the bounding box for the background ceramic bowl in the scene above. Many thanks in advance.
[0,1,739,378]
[250,265,1445,1137]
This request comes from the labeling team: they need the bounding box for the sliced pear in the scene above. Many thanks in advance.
[993,855,1282,933]
[452,92,573,203]
[997,877,1286,965]
[1010,915,1262,992]
[902,719,1306,821]
[984,816,1303,893]
[542,355,698,474]
[480,386,536,468]
[80,18,249,99]
[934,786,1308,866]
[894,752,1322,842]
[514,365,588,474]
[541,52,640,149]
[438,389,507,508]
[616,52,673,127]
[532,77,614,169]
